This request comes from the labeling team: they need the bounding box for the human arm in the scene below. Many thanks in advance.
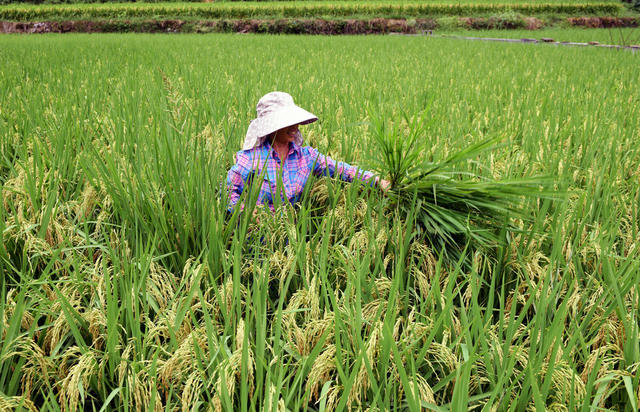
[226,152,251,212]
[305,146,387,189]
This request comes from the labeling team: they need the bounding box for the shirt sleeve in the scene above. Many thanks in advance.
[305,146,377,185]
[226,151,251,212]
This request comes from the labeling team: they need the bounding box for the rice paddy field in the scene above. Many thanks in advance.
[1,33,639,410]
[0,1,627,21]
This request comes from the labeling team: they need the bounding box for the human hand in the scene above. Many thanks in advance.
[379,179,391,192]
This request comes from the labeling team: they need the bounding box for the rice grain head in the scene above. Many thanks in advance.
[212,323,255,408]
[350,322,382,407]
[181,371,205,412]
[306,344,337,401]
[3,289,35,334]
[2,336,54,399]
[323,384,341,412]
[83,308,107,351]
[127,368,163,412]
[212,350,255,410]
[263,383,288,412]
[147,260,177,312]
[407,374,435,407]
[158,328,209,389]
[0,395,38,412]
[59,348,98,412]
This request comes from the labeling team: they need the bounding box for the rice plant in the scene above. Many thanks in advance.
[367,110,557,252]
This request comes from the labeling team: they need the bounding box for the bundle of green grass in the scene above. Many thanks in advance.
[366,112,555,253]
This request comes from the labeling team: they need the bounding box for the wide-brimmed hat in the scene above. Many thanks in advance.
[243,92,318,151]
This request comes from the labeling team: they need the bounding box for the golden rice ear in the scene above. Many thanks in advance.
[121,368,162,412]
[348,230,369,257]
[212,340,256,409]
[146,260,177,313]
[299,314,335,359]
[350,322,383,408]
[309,178,330,210]
[427,342,459,376]
[0,395,38,412]
[59,348,98,412]
[214,278,247,325]
[3,290,35,335]
[180,371,204,411]
[405,374,435,407]
[1,336,55,402]
[305,345,337,402]
[262,383,289,412]
[266,245,297,286]
[547,362,586,407]
[42,282,86,355]
[323,384,341,412]
[282,286,313,356]
[83,308,107,351]
[158,328,209,389]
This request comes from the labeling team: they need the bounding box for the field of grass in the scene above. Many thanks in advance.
[440,27,640,43]
[0,1,625,21]
[1,34,639,411]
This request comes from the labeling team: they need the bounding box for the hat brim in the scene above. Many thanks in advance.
[243,106,317,151]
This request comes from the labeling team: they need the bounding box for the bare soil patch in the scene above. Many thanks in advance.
[568,16,640,27]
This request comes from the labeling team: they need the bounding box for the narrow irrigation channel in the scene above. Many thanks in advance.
[431,33,640,52]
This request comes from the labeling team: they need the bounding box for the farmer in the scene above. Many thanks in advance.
[226,91,389,213]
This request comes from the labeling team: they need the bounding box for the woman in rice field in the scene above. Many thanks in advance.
[226,91,389,213]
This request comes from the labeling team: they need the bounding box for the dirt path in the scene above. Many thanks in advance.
[433,33,640,51]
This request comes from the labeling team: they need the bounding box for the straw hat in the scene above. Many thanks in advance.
[243,92,318,151]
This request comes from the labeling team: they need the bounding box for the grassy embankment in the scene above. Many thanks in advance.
[1,34,639,411]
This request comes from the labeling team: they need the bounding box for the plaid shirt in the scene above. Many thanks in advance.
[226,141,376,211]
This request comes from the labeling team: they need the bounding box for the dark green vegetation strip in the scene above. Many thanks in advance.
[0,2,624,21]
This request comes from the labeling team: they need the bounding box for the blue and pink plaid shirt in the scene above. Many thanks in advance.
[226,141,376,211]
